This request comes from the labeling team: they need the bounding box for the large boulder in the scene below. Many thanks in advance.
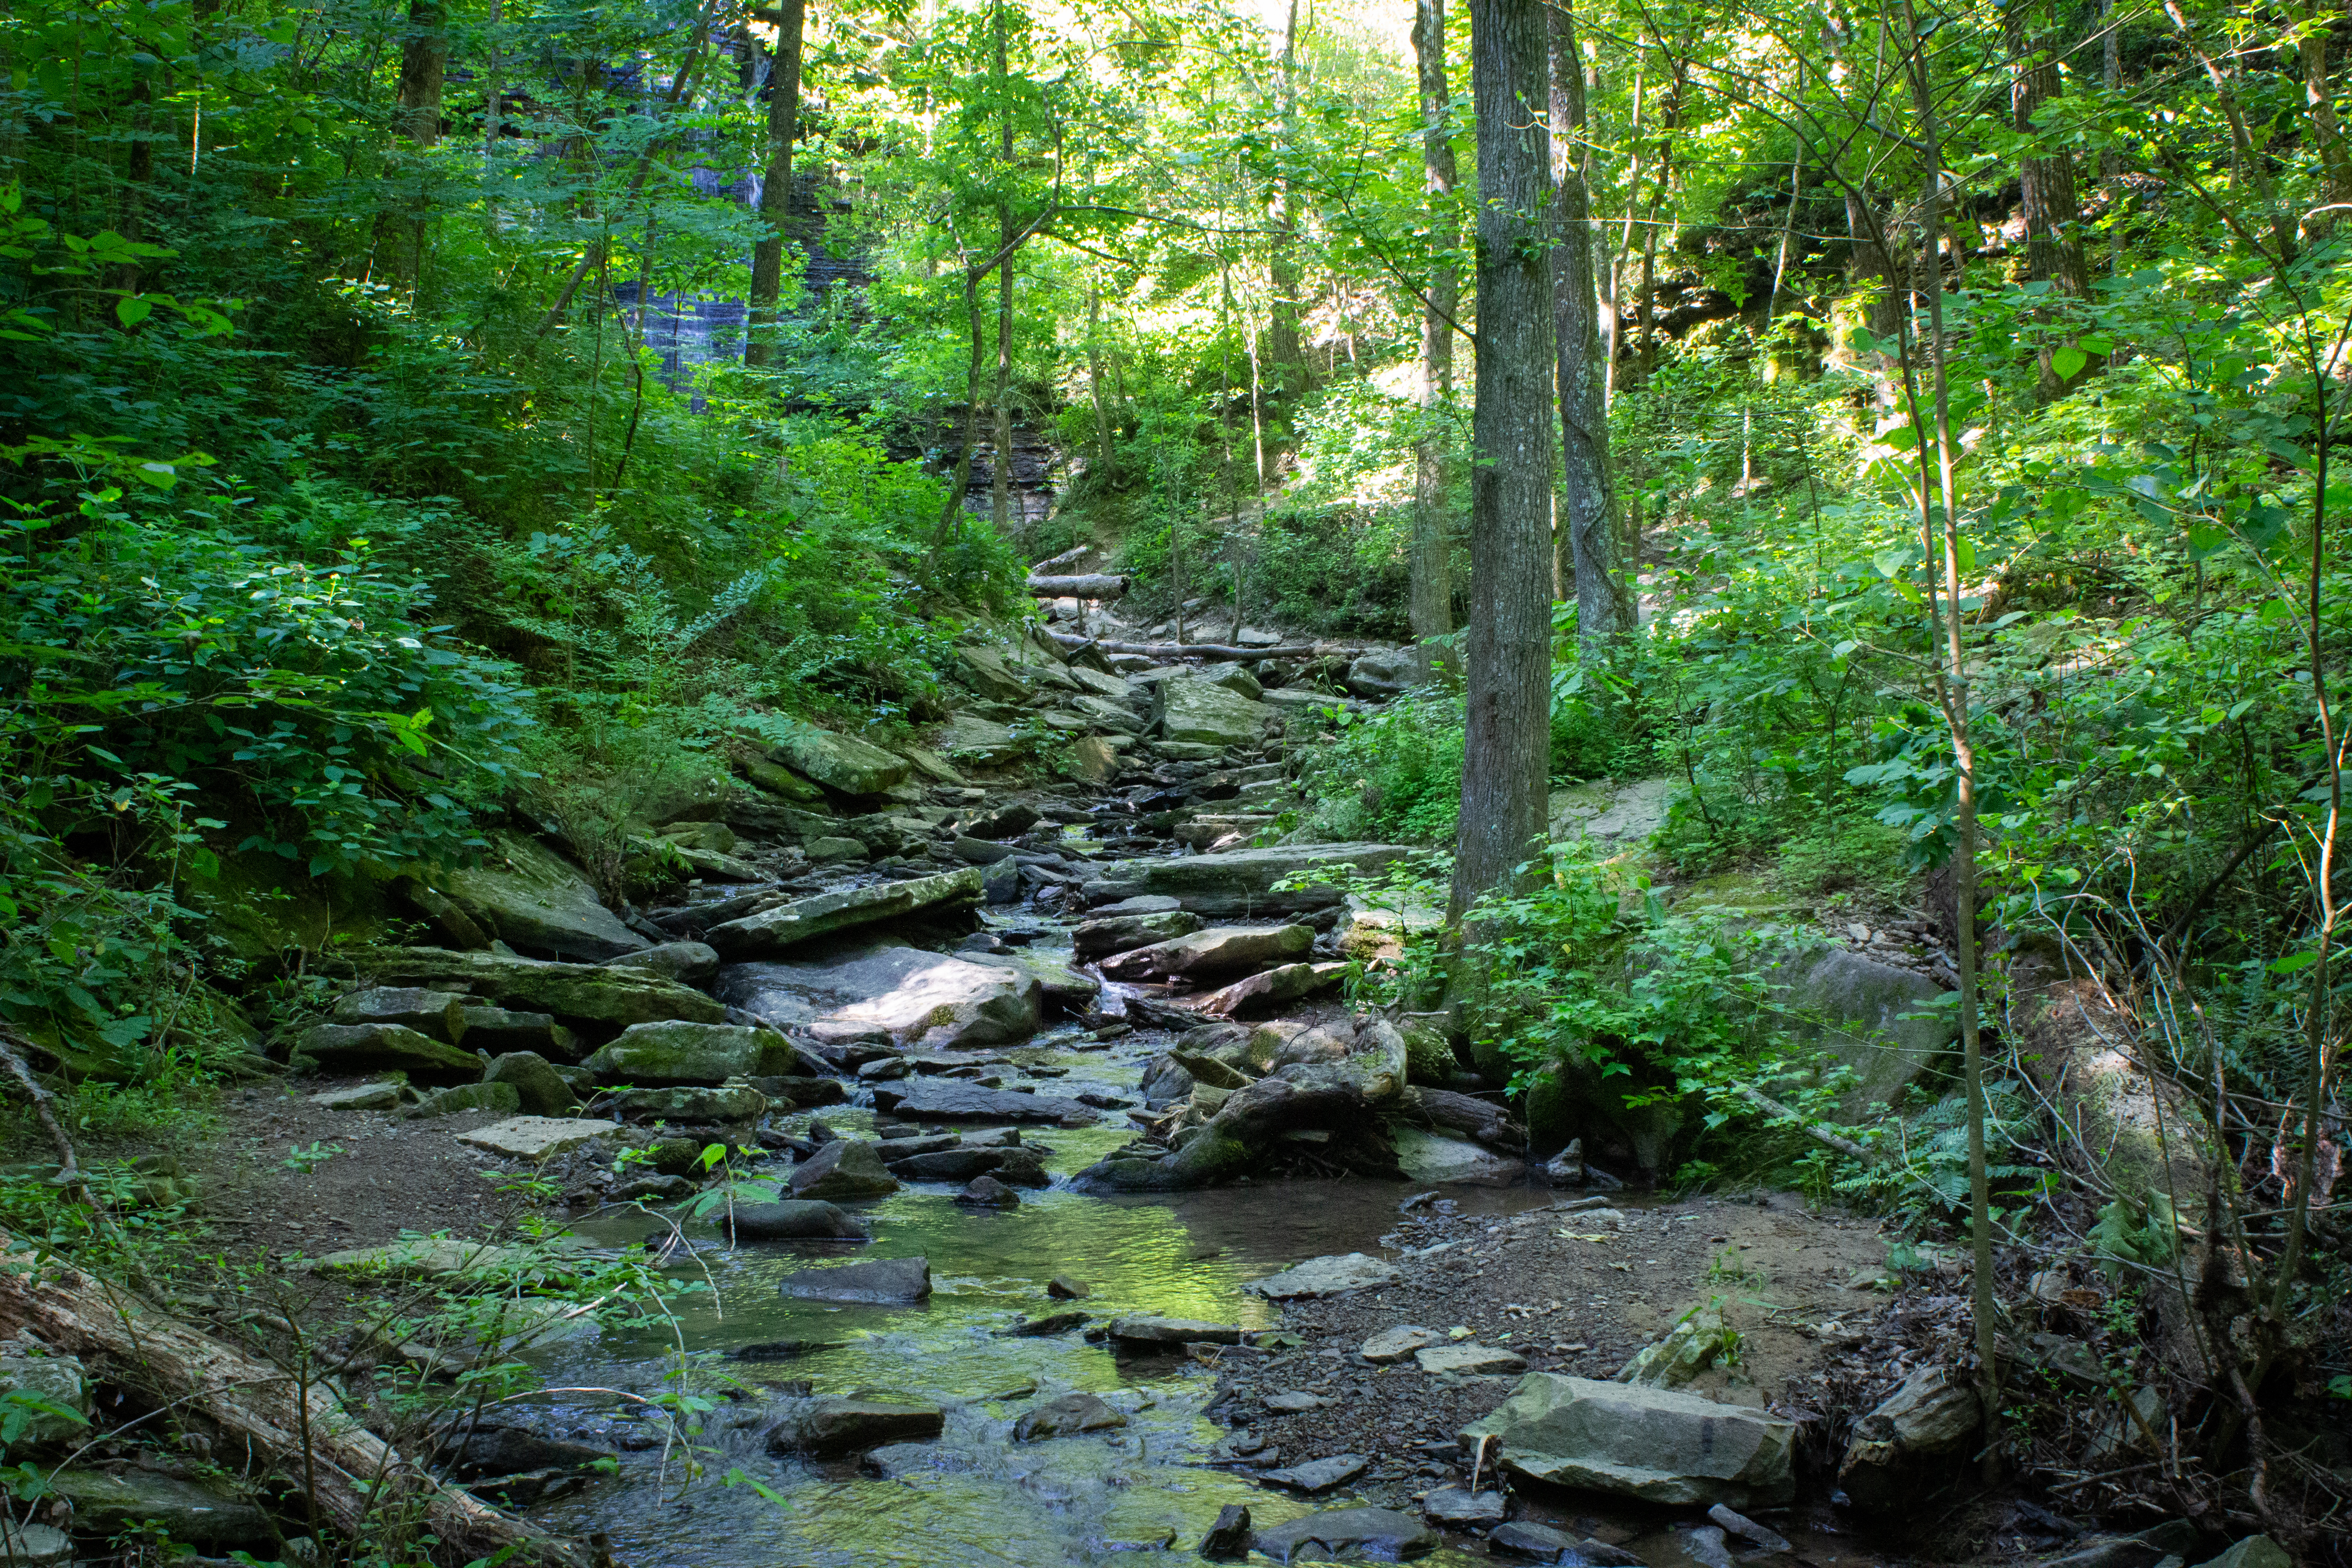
[1772,947,1957,1114]
[1012,1392,1127,1441]
[1199,961,1347,1018]
[1250,1508,1437,1563]
[1835,1365,1981,1510]
[482,1051,577,1116]
[1098,924,1313,982]
[1151,677,1270,747]
[1072,909,1202,958]
[0,1342,88,1445]
[725,1200,868,1242]
[603,941,721,986]
[333,948,725,1036]
[788,1139,901,1200]
[49,1470,270,1548]
[332,988,468,1043]
[718,940,1041,1049]
[954,644,1034,702]
[869,1078,1094,1126]
[1343,648,1418,700]
[706,869,985,958]
[1078,1064,1380,1191]
[767,728,910,797]
[1392,1127,1524,1185]
[774,1399,944,1455]
[1081,843,1414,918]
[293,1023,480,1079]
[937,713,1021,765]
[776,1255,931,1305]
[582,1022,795,1085]
[432,834,649,962]
[1461,1374,1797,1509]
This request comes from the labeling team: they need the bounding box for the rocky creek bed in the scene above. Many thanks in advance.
[0,622,2265,1568]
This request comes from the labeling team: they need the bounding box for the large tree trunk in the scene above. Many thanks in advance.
[1086,285,1115,475]
[0,1246,583,1567]
[1263,0,1307,415]
[744,0,806,367]
[394,0,448,145]
[2005,0,2093,394]
[1451,0,1555,918]
[1549,0,1634,654]
[1410,0,1458,664]
[990,2,1017,539]
[2293,0,2352,239]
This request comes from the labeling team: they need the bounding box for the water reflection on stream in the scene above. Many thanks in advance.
[524,1020,1562,1566]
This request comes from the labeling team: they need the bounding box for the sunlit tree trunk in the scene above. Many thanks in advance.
[1264,0,1307,415]
[1087,285,1115,477]
[1410,0,1459,666]
[745,0,806,367]
[2292,0,2352,239]
[2005,0,2094,394]
[1549,0,1633,654]
[1451,0,1555,918]
[990,0,1016,539]
[1896,0,2000,1471]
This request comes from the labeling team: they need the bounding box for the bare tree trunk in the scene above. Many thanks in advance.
[1264,0,1307,414]
[744,0,805,367]
[990,0,1016,539]
[1897,0,2000,1472]
[1410,0,1459,665]
[2005,0,2095,394]
[1549,0,1634,655]
[1603,59,1644,410]
[1452,0,1556,917]
[1631,56,1686,382]
[1087,284,1115,476]
[2293,0,2352,239]
[395,0,448,145]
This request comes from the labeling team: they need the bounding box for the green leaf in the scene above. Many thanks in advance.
[115,295,153,328]
[2051,345,2088,381]
[2269,950,2318,975]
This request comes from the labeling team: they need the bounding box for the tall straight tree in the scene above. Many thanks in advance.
[745,0,808,367]
[1451,0,1556,917]
[1409,0,1458,666]
[1548,0,1633,653]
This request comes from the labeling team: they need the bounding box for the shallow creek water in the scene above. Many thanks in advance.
[523,919,1876,1568]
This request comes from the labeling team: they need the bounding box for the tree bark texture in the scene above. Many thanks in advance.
[1452,0,1556,918]
[1548,0,1634,653]
[2294,0,2352,237]
[394,0,448,145]
[1410,0,1459,659]
[745,0,806,367]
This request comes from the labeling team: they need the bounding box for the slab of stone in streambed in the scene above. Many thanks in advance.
[705,868,984,957]
[335,947,725,1034]
[1359,1326,1443,1365]
[1081,843,1413,918]
[1071,908,1202,958]
[1198,960,1347,1018]
[1106,1316,1244,1348]
[431,832,652,962]
[869,1078,1095,1126]
[1391,1126,1526,1186]
[725,1200,868,1242]
[1097,923,1313,981]
[313,1237,532,1281]
[720,941,1044,1049]
[787,1139,900,1200]
[774,1398,944,1455]
[1461,1373,1797,1509]
[310,1080,404,1112]
[1415,1343,1528,1376]
[766,727,911,797]
[1420,1487,1507,1526]
[1250,1507,1438,1563]
[294,1022,481,1079]
[1259,1453,1369,1494]
[581,1021,797,1085]
[459,1116,617,1161]
[1011,1391,1126,1441]
[1247,1253,1398,1300]
[776,1255,931,1305]
[1151,676,1271,747]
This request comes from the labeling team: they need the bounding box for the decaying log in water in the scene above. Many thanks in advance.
[1044,631,1365,663]
[1024,572,1131,600]
[0,1242,584,1567]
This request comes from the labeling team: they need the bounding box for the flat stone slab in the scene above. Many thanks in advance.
[1416,1343,1529,1376]
[1359,1326,1443,1365]
[1082,843,1414,918]
[1420,1487,1507,1525]
[776,1255,932,1305]
[1106,1316,1244,1347]
[309,1081,403,1112]
[1259,1454,1369,1494]
[1392,1126,1525,1186]
[1250,1508,1437,1563]
[706,869,984,957]
[1462,1373,1798,1509]
[1263,1391,1327,1413]
[1248,1252,1399,1300]
[459,1117,617,1160]
[781,1399,944,1456]
[869,1078,1095,1126]
[333,947,725,1032]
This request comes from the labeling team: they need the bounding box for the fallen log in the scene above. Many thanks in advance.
[1029,544,1093,573]
[1044,631,1359,662]
[0,1242,585,1567]
[1399,1086,1525,1152]
[1024,573,1130,600]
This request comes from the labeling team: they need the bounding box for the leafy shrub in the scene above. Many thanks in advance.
[1291,693,1465,844]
